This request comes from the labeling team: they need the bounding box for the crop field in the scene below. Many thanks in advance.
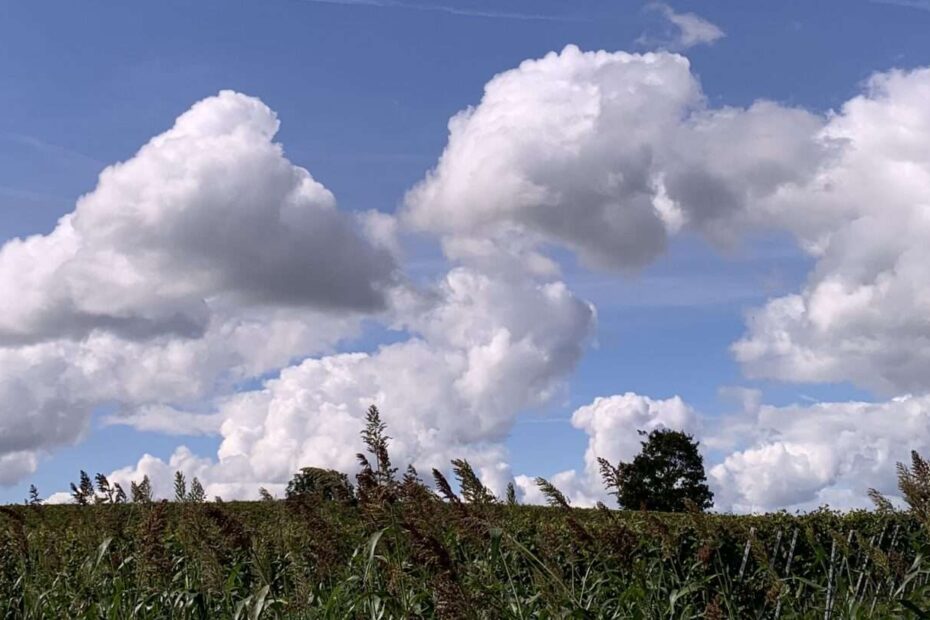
[2,481,930,618]
[3,410,930,619]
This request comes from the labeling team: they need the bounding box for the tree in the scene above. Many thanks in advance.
[599,429,713,512]
[285,467,355,502]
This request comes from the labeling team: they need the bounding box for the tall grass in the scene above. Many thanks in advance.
[2,412,930,618]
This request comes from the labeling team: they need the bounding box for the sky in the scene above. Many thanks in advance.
[1,0,930,511]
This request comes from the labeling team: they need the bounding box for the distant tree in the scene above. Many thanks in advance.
[114,483,127,504]
[70,470,94,505]
[259,487,275,502]
[285,467,354,502]
[187,477,206,503]
[173,472,187,503]
[599,429,713,512]
[27,484,41,506]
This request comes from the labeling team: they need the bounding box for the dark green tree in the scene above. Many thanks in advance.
[599,429,713,512]
[285,467,355,502]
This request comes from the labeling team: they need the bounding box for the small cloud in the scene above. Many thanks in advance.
[103,405,223,437]
[44,492,74,505]
[639,2,725,50]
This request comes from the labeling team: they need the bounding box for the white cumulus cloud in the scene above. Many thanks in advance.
[12,46,930,517]
[0,90,395,346]
[734,68,930,394]
[0,91,395,481]
[404,45,824,271]
[709,395,930,512]
[107,266,596,500]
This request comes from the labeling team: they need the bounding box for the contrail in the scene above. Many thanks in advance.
[869,0,930,11]
[301,0,589,22]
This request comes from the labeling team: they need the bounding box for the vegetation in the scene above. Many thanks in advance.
[1,407,930,618]
[599,428,714,512]
[285,468,354,502]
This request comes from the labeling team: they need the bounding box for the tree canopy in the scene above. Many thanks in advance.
[285,467,355,502]
[599,428,713,512]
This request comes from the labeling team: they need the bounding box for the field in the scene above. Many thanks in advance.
[3,411,930,619]
[2,492,930,619]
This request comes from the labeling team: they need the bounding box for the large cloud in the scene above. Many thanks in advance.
[0,300,363,476]
[407,44,930,399]
[15,48,930,515]
[404,45,823,270]
[709,395,930,512]
[404,45,930,398]
[0,90,395,346]
[734,68,930,394]
[0,86,600,491]
[0,91,396,481]
[108,266,596,499]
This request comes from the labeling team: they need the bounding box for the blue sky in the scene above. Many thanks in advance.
[1,0,930,509]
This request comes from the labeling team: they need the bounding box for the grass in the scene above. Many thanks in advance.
[3,409,930,618]
[1,495,929,618]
